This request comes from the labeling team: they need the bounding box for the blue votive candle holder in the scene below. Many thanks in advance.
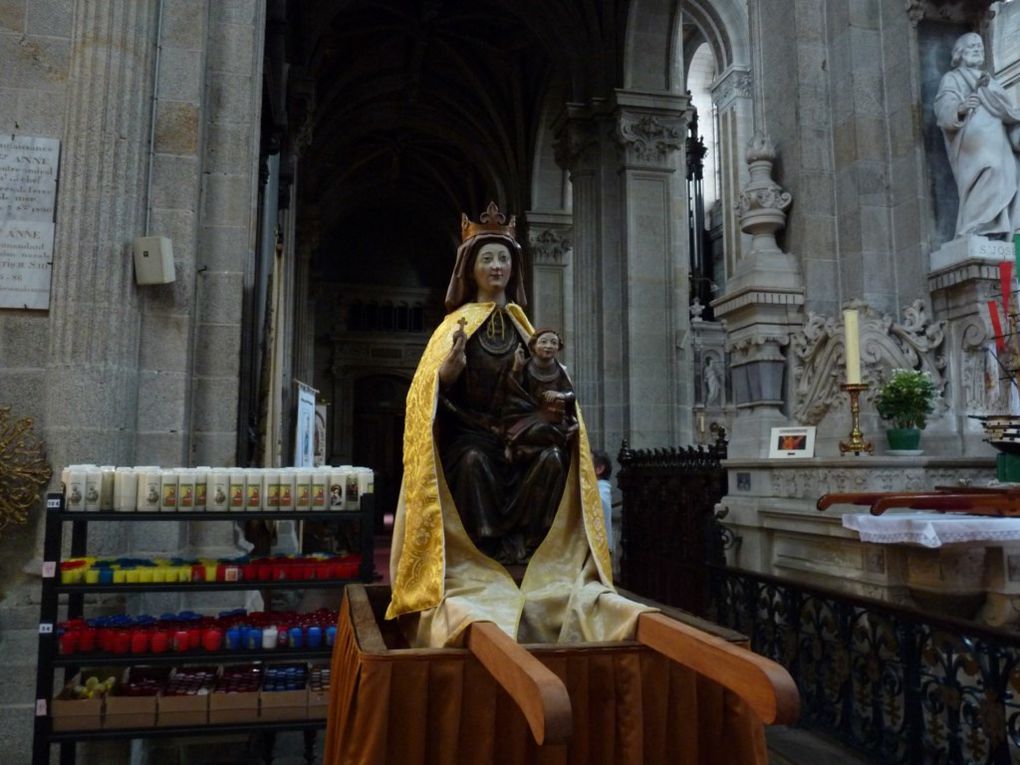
[306,626,322,648]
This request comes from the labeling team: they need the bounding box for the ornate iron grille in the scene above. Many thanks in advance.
[711,566,1020,764]
[617,436,727,616]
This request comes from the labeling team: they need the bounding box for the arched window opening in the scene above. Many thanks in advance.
[687,43,719,221]
[685,40,721,317]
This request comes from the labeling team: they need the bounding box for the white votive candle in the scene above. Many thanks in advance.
[843,309,861,384]
[114,468,137,512]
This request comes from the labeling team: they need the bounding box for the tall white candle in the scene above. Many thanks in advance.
[114,467,137,512]
[843,309,861,384]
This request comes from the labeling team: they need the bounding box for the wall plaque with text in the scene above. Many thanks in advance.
[0,136,59,310]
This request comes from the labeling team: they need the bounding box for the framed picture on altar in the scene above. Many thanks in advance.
[768,426,816,459]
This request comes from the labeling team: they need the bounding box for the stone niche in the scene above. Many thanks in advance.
[715,455,1020,627]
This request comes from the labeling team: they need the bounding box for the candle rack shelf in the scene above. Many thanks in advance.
[50,645,334,668]
[32,491,376,765]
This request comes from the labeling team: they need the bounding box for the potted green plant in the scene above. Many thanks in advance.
[874,368,936,453]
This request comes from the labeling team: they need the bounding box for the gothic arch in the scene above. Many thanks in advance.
[622,0,749,92]
[623,0,753,288]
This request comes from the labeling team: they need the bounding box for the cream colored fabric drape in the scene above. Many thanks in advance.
[387,302,647,648]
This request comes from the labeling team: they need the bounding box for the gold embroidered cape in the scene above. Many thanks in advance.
[386,302,650,647]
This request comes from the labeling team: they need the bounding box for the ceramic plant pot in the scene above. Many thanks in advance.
[886,427,921,454]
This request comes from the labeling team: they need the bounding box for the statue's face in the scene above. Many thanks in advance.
[532,332,560,360]
[960,35,984,68]
[473,242,511,295]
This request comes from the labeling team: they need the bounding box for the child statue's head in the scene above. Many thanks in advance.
[528,328,564,360]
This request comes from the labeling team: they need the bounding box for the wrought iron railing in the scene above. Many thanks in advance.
[711,566,1020,764]
[617,435,727,616]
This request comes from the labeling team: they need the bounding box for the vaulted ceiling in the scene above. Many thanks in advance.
[269,0,633,290]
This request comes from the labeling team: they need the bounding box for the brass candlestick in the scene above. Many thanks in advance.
[839,383,873,455]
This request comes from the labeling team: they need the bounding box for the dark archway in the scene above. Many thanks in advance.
[352,374,411,531]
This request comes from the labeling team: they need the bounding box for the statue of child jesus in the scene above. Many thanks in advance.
[499,328,578,463]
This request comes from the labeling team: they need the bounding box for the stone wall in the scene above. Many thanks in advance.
[0,1,266,759]
[0,1,70,459]
[0,0,265,572]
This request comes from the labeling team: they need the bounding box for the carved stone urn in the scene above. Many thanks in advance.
[736,132,791,257]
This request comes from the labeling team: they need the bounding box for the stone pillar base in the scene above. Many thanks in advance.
[930,235,1014,272]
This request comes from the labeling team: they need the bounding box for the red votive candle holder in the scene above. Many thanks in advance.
[173,630,190,653]
[98,628,115,653]
[150,630,169,654]
[58,630,79,655]
[130,630,149,654]
[78,628,97,652]
[113,630,131,655]
[202,627,223,652]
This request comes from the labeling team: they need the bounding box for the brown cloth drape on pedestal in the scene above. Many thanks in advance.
[324,587,768,765]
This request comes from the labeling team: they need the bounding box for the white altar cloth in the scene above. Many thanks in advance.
[842,512,1020,548]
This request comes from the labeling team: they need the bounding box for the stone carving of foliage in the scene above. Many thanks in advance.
[791,299,947,425]
[958,315,1005,414]
[529,228,572,262]
[711,68,752,108]
[615,113,684,164]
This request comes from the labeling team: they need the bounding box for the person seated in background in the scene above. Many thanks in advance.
[591,449,614,560]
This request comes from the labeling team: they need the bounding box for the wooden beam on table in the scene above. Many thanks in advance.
[636,612,800,726]
[464,621,573,746]
[817,492,915,511]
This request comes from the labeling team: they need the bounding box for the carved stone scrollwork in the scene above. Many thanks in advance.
[711,67,752,111]
[791,299,947,425]
[905,0,924,26]
[295,112,315,156]
[959,314,1003,414]
[735,184,792,217]
[553,120,599,174]
[728,331,790,362]
[614,112,685,165]
[528,227,572,264]
[736,133,792,250]
[0,407,51,537]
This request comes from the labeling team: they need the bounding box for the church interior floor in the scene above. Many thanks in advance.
[766,726,878,764]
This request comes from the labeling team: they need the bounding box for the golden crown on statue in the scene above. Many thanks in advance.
[461,201,517,243]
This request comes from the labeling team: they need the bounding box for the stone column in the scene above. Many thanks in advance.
[553,109,604,440]
[293,248,315,386]
[525,214,572,359]
[710,65,754,286]
[612,91,691,447]
[712,132,804,456]
[45,2,158,470]
[191,0,266,468]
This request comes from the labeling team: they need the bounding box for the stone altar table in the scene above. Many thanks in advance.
[843,511,1020,548]
[717,456,1020,626]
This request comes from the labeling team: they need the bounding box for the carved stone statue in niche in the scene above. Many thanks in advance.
[704,356,724,407]
[934,32,1020,240]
